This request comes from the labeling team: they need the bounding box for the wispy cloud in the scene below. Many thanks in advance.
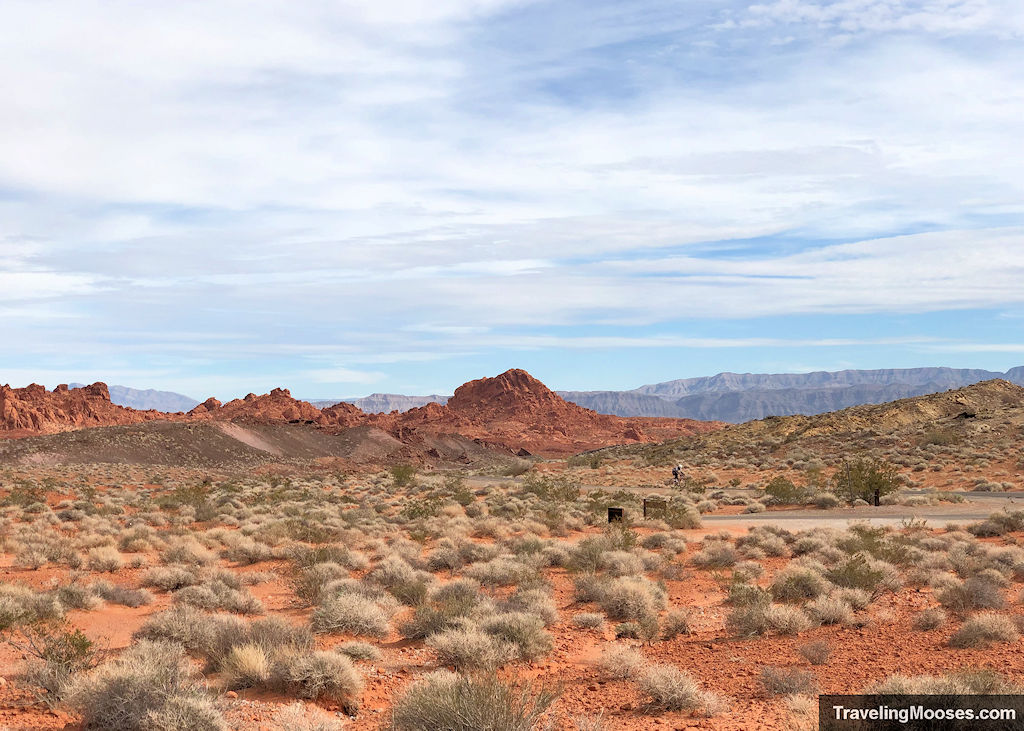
[0,0,1022,394]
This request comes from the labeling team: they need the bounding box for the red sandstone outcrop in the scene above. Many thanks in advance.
[188,388,323,424]
[2,371,722,456]
[0,382,168,435]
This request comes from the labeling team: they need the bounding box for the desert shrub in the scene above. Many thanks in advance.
[388,670,557,731]
[502,587,558,626]
[867,670,1020,695]
[481,612,553,662]
[599,577,666,622]
[733,560,764,582]
[797,640,831,665]
[572,612,604,629]
[86,546,125,573]
[141,565,201,592]
[761,666,818,696]
[221,643,271,689]
[9,622,104,707]
[427,626,512,671]
[464,557,537,587]
[335,641,381,662]
[398,580,484,640]
[639,664,702,711]
[770,566,830,603]
[289,562,349,606]
[271,701,345,731]
[162,539,217,566]
[949,614,1019,648]
[390,465,417,487]
[764,476,808,505]
[913,607,947,631]
[811,492,841,509]
[937,576,1005,614]
[173,580,263,615]
[55,584,103,611]
[599,644,645,680]
[743,502,766,514]
[806,595,853,625]
[726,603,811,637]
[0,584,63,629]
[68,640,224,730]
[312,593,391,638]
[825,554,892,596]
[659,608,691,640]
[728,581,770,607]
[270,650,362,713]
[691,542,738,569]
[90,580,153,608]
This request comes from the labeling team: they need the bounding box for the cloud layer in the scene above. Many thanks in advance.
[1,1,1022,395]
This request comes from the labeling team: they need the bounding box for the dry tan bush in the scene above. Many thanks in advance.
[334,641,380,662]
[913,607,947,631]
[270,650,362,713]
[572,612,604,629]
[949,613,1019,648]
[312,593,391,638]
[797,640,831,665]
[639,664,702,711]
[271,702,344,731]
[427,626,513,671]
[598,644,645,680]
[760,666,818,696]
[388,670,556,731]
[68,640,224,730]
[481,612,553,662]
[221,643,271,689]
[86,546,125,573]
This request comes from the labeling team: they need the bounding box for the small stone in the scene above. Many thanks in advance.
[225,691,238,699]
[588,684,598,691]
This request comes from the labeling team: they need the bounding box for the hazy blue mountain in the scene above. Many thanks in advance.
[69,383,200,412]
[558,367,1024,422]
[311,393,450,413]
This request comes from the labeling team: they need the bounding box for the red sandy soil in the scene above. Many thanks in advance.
[5,520,1024,730]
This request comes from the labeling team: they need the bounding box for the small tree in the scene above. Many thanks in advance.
[831,458,900,504]
[763,476,807,505]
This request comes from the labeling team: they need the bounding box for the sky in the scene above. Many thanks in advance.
[2,0,1024,400]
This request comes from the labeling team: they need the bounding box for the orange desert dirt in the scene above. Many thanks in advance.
[1,377,1024,729]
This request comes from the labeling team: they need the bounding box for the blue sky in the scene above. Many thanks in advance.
[2,0,1023,399]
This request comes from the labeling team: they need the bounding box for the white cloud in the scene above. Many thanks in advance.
[1,0,1023,393]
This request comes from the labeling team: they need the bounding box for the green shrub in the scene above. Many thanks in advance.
[831,459,900,504]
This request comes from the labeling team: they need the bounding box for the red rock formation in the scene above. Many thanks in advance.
[351,369,721,456]
[2,370,722,456]
[188,388,322,424]
[0,382,167,434]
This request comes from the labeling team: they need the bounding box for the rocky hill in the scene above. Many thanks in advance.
[1,370,720,458]
[597,378,1024,466]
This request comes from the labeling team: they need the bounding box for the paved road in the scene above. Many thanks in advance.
[467,475,1023,530]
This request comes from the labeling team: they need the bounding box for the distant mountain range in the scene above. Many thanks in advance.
[559,367,1024,422]
[77,365,1024,423]
[69,383,200,412]
[311,394,450,412]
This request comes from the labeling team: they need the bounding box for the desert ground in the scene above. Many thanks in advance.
[2,378,1024,730]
